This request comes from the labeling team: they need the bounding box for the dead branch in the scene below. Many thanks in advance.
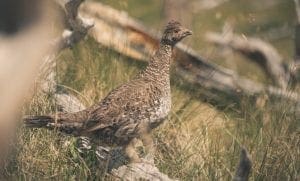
[233,148,252,181]
[80,2,300,105]
[206,31,288,89]
[57,0,94,51]
[39,0,93,109]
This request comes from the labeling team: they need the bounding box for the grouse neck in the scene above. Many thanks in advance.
[142,42,173,80]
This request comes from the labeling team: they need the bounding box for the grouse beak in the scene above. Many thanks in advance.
[183,29,193,36]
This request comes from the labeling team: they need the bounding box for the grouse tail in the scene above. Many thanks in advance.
[23,115,54,128]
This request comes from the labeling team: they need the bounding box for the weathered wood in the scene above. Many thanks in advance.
[233,148,252,181]
[80,2,300,104]
[39,0,93,109]
[206,31,288,89]
[111,162,176,181]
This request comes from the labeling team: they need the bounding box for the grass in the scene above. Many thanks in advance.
[3,0,300,179]
[3,36,298,180]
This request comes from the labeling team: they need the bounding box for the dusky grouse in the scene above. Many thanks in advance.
[24,21,192,163]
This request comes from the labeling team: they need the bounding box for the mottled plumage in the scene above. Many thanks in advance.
[24,20,192,162]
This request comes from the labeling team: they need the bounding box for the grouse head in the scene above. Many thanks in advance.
[161,20,192,46]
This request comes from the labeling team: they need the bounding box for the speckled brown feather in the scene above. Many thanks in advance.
[24,21,192,161]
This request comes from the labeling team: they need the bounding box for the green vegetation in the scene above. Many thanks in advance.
[4,0,299,180]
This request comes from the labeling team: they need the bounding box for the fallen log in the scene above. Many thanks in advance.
[80,2,300,105]
[205,31,288,89]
